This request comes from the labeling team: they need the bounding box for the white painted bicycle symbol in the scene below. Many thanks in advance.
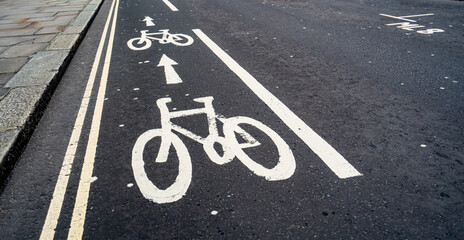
[132,96,296,203]
[127,29,194,50]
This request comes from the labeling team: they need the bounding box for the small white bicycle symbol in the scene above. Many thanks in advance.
[132,96,296,204]
[127,29,194,50]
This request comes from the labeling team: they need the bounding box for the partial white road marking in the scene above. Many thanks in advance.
[162,0,178,12]
[143,16,155,27]
[380,13,443,35]
[39,0,117,239]
[379,13,434,23]
[192,29,362,179]
[158,54,183,84]
[67,0,120,238]
[398,13,434,19]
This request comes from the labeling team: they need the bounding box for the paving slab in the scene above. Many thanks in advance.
[5,50,69,87]
[38,15,75,28]
[0,58,28,74]
[0,23,30,30]
[0,88,9,100]
[0,43,47,58]
[63,25,85,34]
[56,11,80,17]
[70,10,94,26]
[35,26,64,34]
[25,16,56,22]
[47,34,79,50]
[0,29,37,37]
[32,34,57,43]
[0,36,36,46]
[0,74,14,86]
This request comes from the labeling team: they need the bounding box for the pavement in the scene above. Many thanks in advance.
[0,0,103,184]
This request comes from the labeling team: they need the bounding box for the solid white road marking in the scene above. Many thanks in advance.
[143,16,155,26]
[162,0,178,12]
[192,29,362,179]
[39,0,117,239]
[67,0,120,238]
[158,54,183,84]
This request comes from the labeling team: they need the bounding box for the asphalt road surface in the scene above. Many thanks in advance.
[1,0,464,239]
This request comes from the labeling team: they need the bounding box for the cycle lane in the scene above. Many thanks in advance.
[69,0,365,238]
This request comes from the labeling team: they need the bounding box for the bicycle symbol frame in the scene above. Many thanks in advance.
[132,96,296,203]
[127,29,194,50]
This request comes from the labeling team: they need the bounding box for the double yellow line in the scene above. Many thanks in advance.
[40,0,120,238]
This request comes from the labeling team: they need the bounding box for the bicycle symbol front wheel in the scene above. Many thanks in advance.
[223,116,296,181]
[132,129,192,204]
[169,33,194,46]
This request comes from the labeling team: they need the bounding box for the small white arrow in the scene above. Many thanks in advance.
[157,54,183,84]
[143,16,155,27]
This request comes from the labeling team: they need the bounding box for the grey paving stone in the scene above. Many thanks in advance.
[26,16,56,22]
[89,0,102,5]
[0,58,28,74]
[0,74,14,85]
[3,12,56,20]
[9,18,29,23]
[0,28,37,37]
[33,34,57,43]
[0,20,14,25]
[0,43,47,58]
[70,10,93,26]
[0,22,30,30]
[46,34,79,50]
[63,25,85,34]
[0,46,6,54]
[38,15,75,27]
[83,4,99,11]
[35,26,63,34]
[5,50,69,87]
[39,7,84,13]
[0,36,36,47]
[55,11,80,17]
[0,85,46,130]
[0,88,9,100]
[0,129,21,166]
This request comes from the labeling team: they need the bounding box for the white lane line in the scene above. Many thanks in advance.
[39,0,117,239]
[192,29,362,179]
[67,0,120,238]
[162,0,179,11]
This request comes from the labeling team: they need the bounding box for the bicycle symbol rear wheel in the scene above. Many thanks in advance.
[127,37,151,50]
[132,129,192,204]
[223,116,296,181]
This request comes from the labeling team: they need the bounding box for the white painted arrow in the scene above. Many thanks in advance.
[143,16,155,27]
[157,54,182,84]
